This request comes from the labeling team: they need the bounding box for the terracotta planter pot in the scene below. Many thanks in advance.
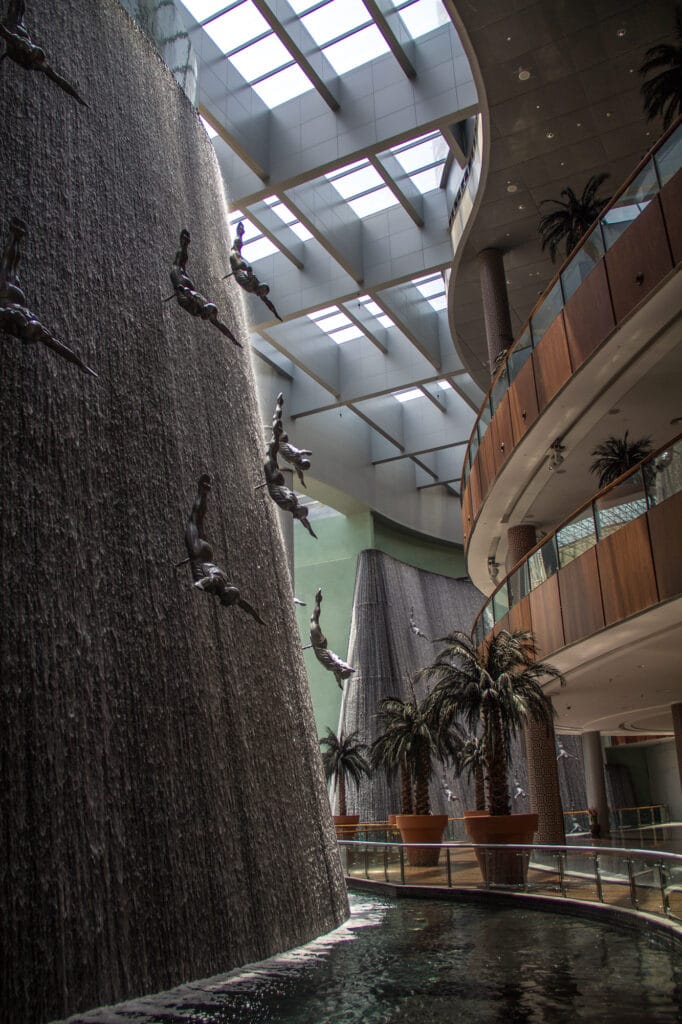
[396,814,448,866]
[464,812,538,885]
[333,814,360,839]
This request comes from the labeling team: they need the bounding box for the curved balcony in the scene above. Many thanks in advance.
[460,121,682,583]
[472,436,682,736]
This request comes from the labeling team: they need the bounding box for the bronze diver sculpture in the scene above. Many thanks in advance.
[0,217,97,377]
[183,474,264,624]
[224,221,283,322]
[0,0,88,106]
[169,229,242,348]
[309,588,355,689]
[263,392,316,538]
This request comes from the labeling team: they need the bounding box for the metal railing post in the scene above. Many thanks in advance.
[558,851,567,896]
[399,844,405,886]
[383,842,389,882]
[658,863,671,917]
[446,847,452,888]
[593,853,604,903]
[364,843,369,880]
[626,857,638,908]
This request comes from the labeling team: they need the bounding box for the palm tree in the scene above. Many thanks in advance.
[590,431,654,489]
[639,6,682,130]
[319,729,370,816]
[419,630,564,816]
[452,731,486,812]
[370,691,460,816]
[538,174,611,262]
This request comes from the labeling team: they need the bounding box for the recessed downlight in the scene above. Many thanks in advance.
[545,131,555,139]
[506,183,518,193]
[518,68,531,81]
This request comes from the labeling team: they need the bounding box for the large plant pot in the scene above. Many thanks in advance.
[396,814,448,866]
[333,814,360,839]
[463,812,538,886]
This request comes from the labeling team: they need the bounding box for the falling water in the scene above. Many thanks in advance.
[0,2,347,1022]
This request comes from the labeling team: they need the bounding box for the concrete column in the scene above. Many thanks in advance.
[672,703,682,791]
[478,248,514,377]
[506,524,537,575]
[525,706,565,844]
[582,731,610,836]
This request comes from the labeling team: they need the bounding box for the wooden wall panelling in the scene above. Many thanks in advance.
[531,312,572,411]
[605,196,673,322]
[493,612,510,637]
[563,259,616,370]
[659,166,682,266]
[557,547,605,645]
[461,485,473,551]
[647,491,682,600]
[468,459,482,522]
[509,594,532,635]
[529,574,564,657]
[491,393,513,475]
[508,356,539,444]
[477,425,496,500]
[596,516,659,625]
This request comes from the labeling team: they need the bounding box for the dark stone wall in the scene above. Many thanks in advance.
[0,3,347,1021]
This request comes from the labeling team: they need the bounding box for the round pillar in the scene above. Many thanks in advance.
[478,248,514,376]
[582,731,610,837]
[524,705,565,844]
[507,524,537,574]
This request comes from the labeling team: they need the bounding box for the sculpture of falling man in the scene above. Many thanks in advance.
[309,588,355,689]
[181,474,264,625]
[169,229,242,348]
[224,221,283,322]
[0,0,88,106]
[263,392,317,538]
[0,217,97,377]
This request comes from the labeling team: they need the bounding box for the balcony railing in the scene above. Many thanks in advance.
[472,434,682,647]
[461,119,682,497]
[339,839,682,927]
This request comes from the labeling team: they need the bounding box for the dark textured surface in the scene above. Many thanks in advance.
[0,3,347,1022]
[339,551,586,826]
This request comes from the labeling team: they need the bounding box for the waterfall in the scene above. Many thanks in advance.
[0,3,347,1021]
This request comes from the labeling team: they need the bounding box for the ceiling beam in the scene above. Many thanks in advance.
[373,440,466,466]
[338,301,388,354]
[241,208,304,270]
[361,0,416,80]
[198,104,269,182]
[369,155,424,228]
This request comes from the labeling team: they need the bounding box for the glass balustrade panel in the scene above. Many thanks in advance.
[595,470,647,539]
[561,224,605,302]
[602,161,659,249]
[654,123,682,186]
[647,438,682,507]
[507,326,533,383]
[556,508,597,568]
[508,561,530,605]
[530,279,564,347]
[528,536,559,589]
[492,582,510,622]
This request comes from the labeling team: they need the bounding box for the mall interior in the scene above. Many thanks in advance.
[0,0,680,1020]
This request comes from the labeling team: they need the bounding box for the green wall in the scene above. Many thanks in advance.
[295,510,466,738]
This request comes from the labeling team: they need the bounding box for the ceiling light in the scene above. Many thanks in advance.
[518,68,531,81]
[576,122,582,127]
[506,183,518,193]
[506,36,512,42]
[616,27,626,37]
[605,112,612,118]
[545,131,555,139]
[518,203,525,210]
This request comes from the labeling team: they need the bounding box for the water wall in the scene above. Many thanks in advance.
[339,551,587,826]
[0,2,347,1021]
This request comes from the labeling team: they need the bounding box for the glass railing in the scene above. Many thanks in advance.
[339,839,682,926]
[471,435,682,648]
[461,119,682,495]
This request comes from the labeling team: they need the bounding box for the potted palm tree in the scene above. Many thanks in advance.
[590,431,654,489]
[370,690,461,866]
[319,728,371,839]
[420,629,564,883]
[639,6,682,130]
[538,173,611,262]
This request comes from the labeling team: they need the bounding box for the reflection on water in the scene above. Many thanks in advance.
[62,894,681,1023]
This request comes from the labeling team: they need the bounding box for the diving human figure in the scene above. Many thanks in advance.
[309,587,355,689]
[0,0,88,106]
[224,221,283,321]
[169,229,241,348]
[184,474,264,624]
[0,217,97,377]
[263,393,317,538]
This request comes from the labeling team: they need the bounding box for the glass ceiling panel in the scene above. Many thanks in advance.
[410,165,444,194]
[392,0,449,40]
[312,312,351,331]
[437,379,453,389]
[348,189,398,217]
[394,387,423,402]
[241,235,280,260]
[229,34,292,80]
[202,4,270,53]
[265,198,314,240]
[323,24,390,74]
[331,326,364,343]
[252,64,314,107]
[327,163,383,199]
[392,133,448,174]
[308,306,339,320]
[414,274,444,297]
[302,0,371,47]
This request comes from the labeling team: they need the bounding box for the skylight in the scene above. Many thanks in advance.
[414,272,447,310]
[251,64,314,107]
[437,379,453,390]
[390,0,450,40]
[389,131,449,195]
[323,24,390,74]
[326,161,399,217]
[358,296,396,329]
[201,3,269,52]
[228,212,279,260]
[182,1,233,22]
[394,387,423,402]
[301,0,371,47]
[264,197,314,241]
[306,307,364,344]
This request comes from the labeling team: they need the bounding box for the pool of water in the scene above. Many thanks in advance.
[64,893,681,1023]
